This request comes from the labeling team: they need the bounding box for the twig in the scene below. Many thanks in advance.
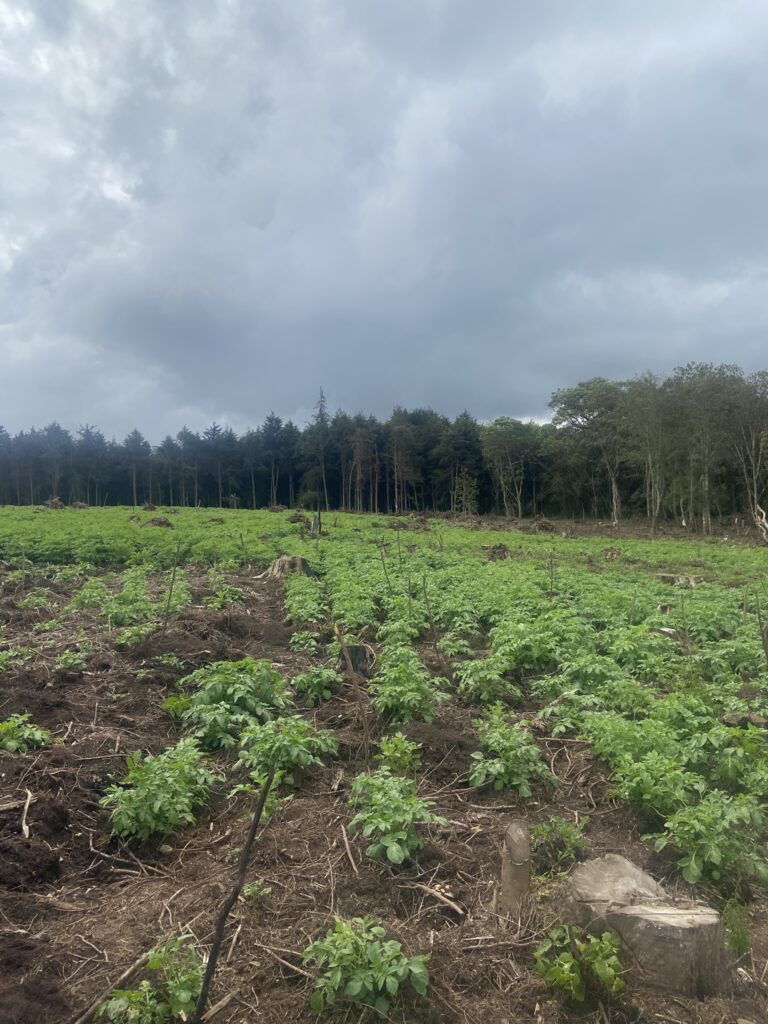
[189,766,277,1024]
[341,824,359,876]
[201,992,235,1021]
[21,789,33,840]
[251,941,314,980]
[0,795,37,814]
[225,922,242,962]
[400,881,465,917]
[69,952,150,1024]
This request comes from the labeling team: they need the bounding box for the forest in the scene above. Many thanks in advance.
[2,362,768,531]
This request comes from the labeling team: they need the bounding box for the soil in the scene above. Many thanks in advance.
[0,568,766,1024]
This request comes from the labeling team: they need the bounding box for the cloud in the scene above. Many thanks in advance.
[2,0,768,439]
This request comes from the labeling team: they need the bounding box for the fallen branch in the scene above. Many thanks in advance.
[400,881,465,918]
[189,766,277,1024]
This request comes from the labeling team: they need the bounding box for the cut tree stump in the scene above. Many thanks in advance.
[265,555,314,579]
[567,854,726,997]
[341,643,373,677]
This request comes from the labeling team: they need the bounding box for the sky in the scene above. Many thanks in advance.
[2,0,768,442]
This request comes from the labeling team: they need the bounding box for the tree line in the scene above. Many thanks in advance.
[2,364,768,533]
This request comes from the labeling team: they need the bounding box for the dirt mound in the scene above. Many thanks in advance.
[141,517,174,528]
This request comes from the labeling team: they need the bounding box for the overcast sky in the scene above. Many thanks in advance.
[2,1,768,441]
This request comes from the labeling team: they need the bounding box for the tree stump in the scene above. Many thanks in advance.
[265,555,314,579]
[568,854,726,996]
[341,644,372,677]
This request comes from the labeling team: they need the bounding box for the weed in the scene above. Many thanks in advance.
[242,879,273,902]
[722,898,751,957]
[531,816,589,873]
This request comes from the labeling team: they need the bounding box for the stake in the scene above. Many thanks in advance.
[378,542,393,594]
[756,594,768,668]
[160,538,182,639]
[189,767,277,1024]
[334,622,370,758]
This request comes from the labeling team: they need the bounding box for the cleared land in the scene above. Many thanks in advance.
[1,507,767,1024]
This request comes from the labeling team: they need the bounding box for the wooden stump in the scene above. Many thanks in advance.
[568,854,726,997]
[265,555,313,579]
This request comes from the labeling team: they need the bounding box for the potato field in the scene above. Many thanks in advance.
[1,507,767,1024]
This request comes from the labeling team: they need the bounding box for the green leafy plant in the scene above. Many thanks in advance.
[56,649,88,672]
[115,623,157,648]
[204,569,246,609]
[32,618,60,634]
[19,587,53,609]
[0,713,51,753]
[169,658,291,749]
[0,646,33,671]
[242,878,273,902]
[101,738,216,843]
[370,645,447,723]
[531,816,589,873]
[301,917,429,1015]
[235,715,338,784]
[453,655,522,705]
[348,769,446,864]
[374,732,422,775]
[611,753,705,820]
[293,667,341,706]
[649,791,768,884]
[290,630,320,653]
[535,925,624,1003]
[722,897,751,957]
[228,769,291,819]
[469,704,554,794]
[96,937,202,1024]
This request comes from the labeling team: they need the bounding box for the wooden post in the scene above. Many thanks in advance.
[499,820,530,917]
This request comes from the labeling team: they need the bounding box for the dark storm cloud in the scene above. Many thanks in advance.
[2,0,768,439]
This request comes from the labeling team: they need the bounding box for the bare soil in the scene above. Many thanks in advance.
[0,572,766,1024]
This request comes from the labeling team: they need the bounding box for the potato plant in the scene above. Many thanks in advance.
[101,738,216,843]
[348,769,446,864]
